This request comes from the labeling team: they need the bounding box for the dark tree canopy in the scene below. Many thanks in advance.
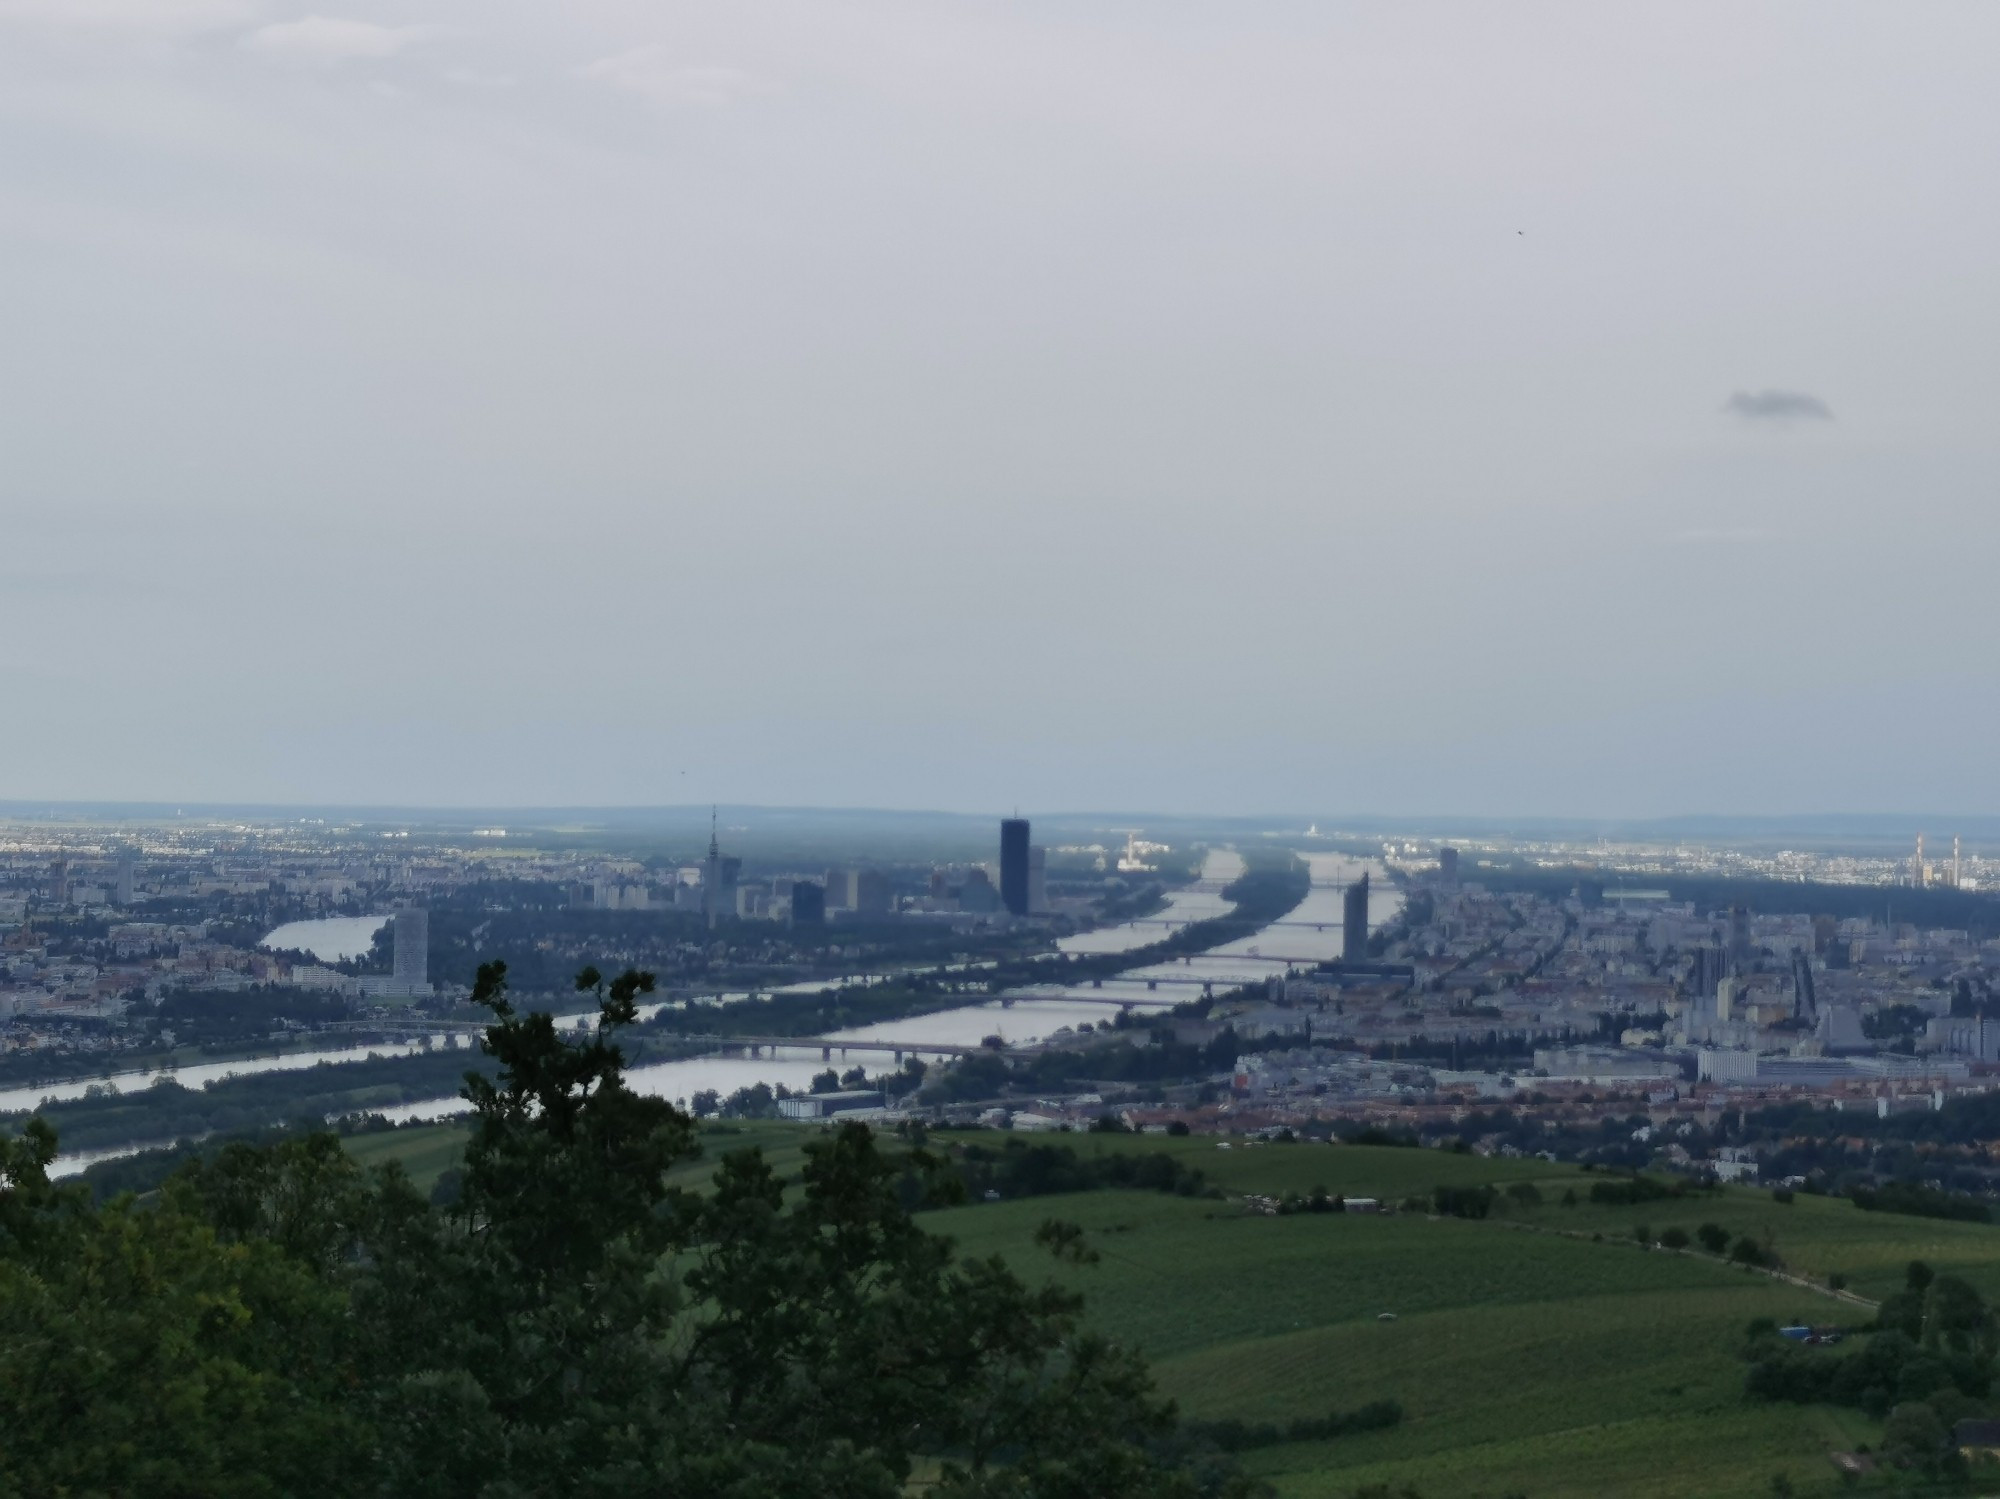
[0,961,1257,1498]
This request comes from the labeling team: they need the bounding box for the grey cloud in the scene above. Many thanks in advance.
[1724,389,1833,421]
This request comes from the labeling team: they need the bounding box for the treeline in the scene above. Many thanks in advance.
[1753,1091,2000,1152]
[1850,1181,1991,1224]
[1186,1400,1402,1453]
[921,1031,1246,1104]
[5,1047,496,1156]
[1585,1172,1718,1208]
[152,985,353,1045]
[640,976,986,1045]
[946,1137,1216,1202]
[71,1113,417,1202]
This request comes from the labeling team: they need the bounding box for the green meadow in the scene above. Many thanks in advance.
[348,1122,2000,1496]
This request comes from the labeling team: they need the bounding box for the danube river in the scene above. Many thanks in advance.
[298,849,1400,1132]
[45,849,1399,1173]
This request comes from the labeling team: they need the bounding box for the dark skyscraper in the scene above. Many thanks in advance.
[1728,905,1754,974]
[999,818,1031,916]
[1790,950,1818,1022]
[1436,846,1459,884]
[789,880,825,926]
[1342,871,1369,963]
[1690,945,1725,1001]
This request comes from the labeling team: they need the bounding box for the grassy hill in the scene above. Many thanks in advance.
[341,1120,469,1195]
[344,1121,2000,1496]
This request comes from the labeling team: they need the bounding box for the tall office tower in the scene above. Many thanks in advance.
[1913,833,1927,888]
[1715,976,1741,1023]
[1727,906,1753,974]
[789,880,826,927]
[702,817,741,930]
[1790,950,1818,1023]
[114,852,136,907]
[999,818,1031,916]
[392,907,429,992]
[823,868,857,909]
[1342,871,1370,963]
[50,856,69,905]
[1436,846,1459,884]
[854,868,892,917]
[1690,945,1726,1000]
[1027,845,1049,914]
[1954,835,1963,889]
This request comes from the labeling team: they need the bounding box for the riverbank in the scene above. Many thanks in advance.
[25,850,1343,1174]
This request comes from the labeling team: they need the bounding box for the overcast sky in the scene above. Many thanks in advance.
[3,3,1996,818]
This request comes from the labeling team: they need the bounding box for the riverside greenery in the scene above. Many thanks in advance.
[0,961,1259,1499]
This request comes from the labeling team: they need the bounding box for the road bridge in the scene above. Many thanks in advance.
[1095,918,1346,931]
[657,1033,984,1063]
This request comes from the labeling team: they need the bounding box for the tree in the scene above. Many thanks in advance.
[1922,1274,1995,1359]
[1660,1227,1690,1250]
[1697,1222,1730,1255]
[0,1120,374,1497]
[1880,1401,1950,1470]
[5,962,1255,1499]
[1505,1182,1543,1209]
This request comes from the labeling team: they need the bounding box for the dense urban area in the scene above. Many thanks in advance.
[6,811,2000,1217]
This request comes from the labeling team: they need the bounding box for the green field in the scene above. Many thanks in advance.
[343,1123,2000,1495]
[342,1120,469,1195]
[1499,1181,2000,1305]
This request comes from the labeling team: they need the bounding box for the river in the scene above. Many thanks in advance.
[4,1033,478,1116]
[46,849,1400,1173]
[268,850,1401,1134]
[1052,851,1243,955]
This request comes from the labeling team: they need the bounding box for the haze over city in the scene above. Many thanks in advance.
[7,2,2000,815]
[22,8,2000,1494]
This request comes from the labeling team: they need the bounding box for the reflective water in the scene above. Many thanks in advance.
[261,915,388,961]
[47,849,1402,1171]
[1054,851,1243,956]
[828,852,1399,1049]
[5,1034,475,1115]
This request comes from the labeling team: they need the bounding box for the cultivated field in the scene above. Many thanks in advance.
[346,1122,2000,1496]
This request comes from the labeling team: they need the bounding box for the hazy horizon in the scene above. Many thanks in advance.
[7,3,1999,815]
